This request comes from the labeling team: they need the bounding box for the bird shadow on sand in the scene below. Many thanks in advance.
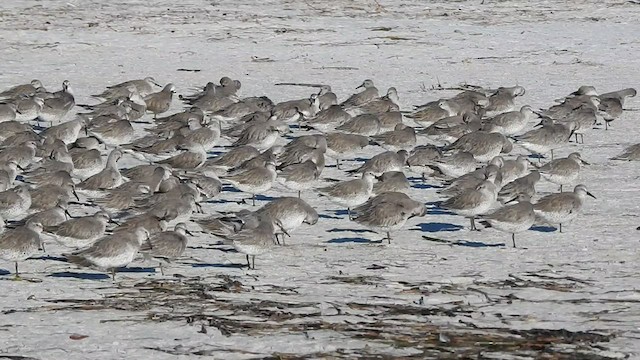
[415,222,463,233]
[49,271,111,280]
[0,269,10,276]
[191,262,245,269]
[255,194,276,202]
[427,208,455,216]
[222,186,242,193]
[33,255,68,263]
[319,214,343,220]
[530,225,557,232]
[421,235,505,248]
[412,183,440,190]
[327,228,376,234]
[327,237,375,244]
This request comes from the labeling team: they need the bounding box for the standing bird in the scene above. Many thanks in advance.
[317,172,375,218]
[440,181,496,231]
[351,192,426,244]
[222,160,277,206]
[220,214,285,270]
[0,221,43,279]
[479,194,535,247]
[538,152,588,191]
[533,184,596,233]
[64,227,150,280]
[144,83,176,119]
[140,222,192,275]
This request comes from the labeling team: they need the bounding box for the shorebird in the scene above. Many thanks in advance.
[483,105,534,136]
[351,192,425,244]
[0,221,43,279]
[479,194,535,247]
[93,77,160,100]
[372,171,411,195]
[65,226,150,280]
[304,105,351,132]
[350,149,408,176]
[407,144,443,180]
[45,211,113,248]
[431,151,476,179]
[440,180,496,231]
[201,145,260,176]
[349,87,400,115]
[538,152,588,191]
[0,185,32,221]
[370,124,416,151]
[140,222,192,275]
[255,197,318,245]
[513,118,575,161]
[157,141,206,170]
[277,159,321,198]
[0,79,43,100]
[336,113,381,136]
[77,149,124,191]
[611,143,640,161]
[219,213,284,269]
[533,184,596,233]
[317,171,375,218]
[144,84,176,119]
[444,128,512,163]
[325,132,369,169]
[497,170,540,205]
[341,79,379,108]
[37,80,75,124]
[484,86,526,116]
[318,85,337,110]
[222,160,277,206]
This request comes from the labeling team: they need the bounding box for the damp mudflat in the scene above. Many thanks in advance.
[1,1,640,359]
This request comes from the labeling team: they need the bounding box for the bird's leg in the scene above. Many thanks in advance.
[470,217,479,231]
[251,255,256,270]
[560,185,563,192]
[275,233,281,245]
[159,263,165,276]
[14,262,19,279]
[512,233,517,248]
[298,191,301,199]
[551,149,555,161]
[246,254,251,269]
[386,232,391,244]
[605,121,609,131]
[252,194,256,207]
[336,159,341,170]
[111,268,117,281]
[559,223,563,233]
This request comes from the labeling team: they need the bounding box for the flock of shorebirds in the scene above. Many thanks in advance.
[0,75,637,280]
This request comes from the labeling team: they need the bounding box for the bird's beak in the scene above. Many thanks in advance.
[534,120,544,127]
[581,159,590,166]
[109,218,120,226]
[64,209,72,219]
[185,229,195,236]
[17,164,26,171]
[151,79,162,87]
[356,83,364,89]
[72,188,80,201]
[275,220,290,237]
[587,192,596,199]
